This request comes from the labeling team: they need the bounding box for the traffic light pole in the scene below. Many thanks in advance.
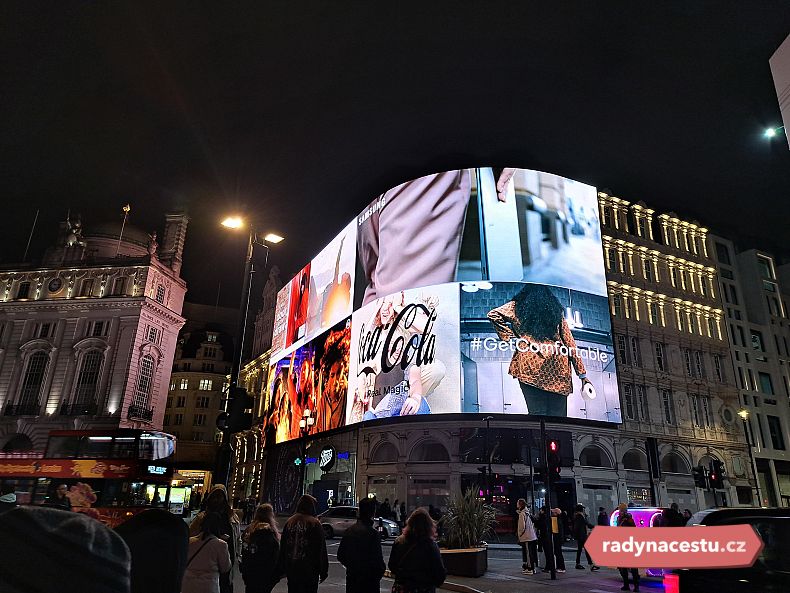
[540,419,556,581]
[483,416,493,504]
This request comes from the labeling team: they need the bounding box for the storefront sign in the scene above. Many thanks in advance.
[318,445,335,471]
[0,458,134,479]
[147,465,167,475]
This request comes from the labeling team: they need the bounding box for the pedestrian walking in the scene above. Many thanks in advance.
[183,512,233,593]
[515,498,538,575]
[572,504,599,571]
[380,498,392,520]
[542,507,566,573]
[190,485,242,593]
[389,508,447,593]
[241,504,280,593]
[337,497,386,593]
[662,503,685,527]
[276,494,328,593]
[596,507,609,526]
[399,501,406,527]
[616,510,639,592]
[393,499,401,524]
[115,508,189,593]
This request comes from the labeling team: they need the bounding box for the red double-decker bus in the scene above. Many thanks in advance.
[0,429,178,527]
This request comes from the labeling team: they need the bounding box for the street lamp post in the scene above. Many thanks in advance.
[299,409,315,495]
[738,409,762,506]
[215,217,283,487]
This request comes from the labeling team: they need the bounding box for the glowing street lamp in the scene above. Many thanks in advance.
[763,126,784,139]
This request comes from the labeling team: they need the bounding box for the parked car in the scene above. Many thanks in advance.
[319,505,400,539]
[664,507,790,593]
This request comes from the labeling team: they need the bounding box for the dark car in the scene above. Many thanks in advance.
[664,507,790,593]
[319,505,400,539]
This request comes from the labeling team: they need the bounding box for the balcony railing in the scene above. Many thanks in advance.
[60,402,98,416]
[4,402,42,416]
[127,404,154,421]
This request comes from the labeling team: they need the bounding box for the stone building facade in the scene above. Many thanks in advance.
[0,213,188,452]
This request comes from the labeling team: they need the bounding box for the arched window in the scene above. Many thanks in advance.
[622,449,648,470]
[409,440,450,462]
[660,451,690,474]
[370,441,399,464]
[697,455,717,469]
[19,351,49,407]
[74,350,103,405]
[133,355,155,408]
[579,445,613,468]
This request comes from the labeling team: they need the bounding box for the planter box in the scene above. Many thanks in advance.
[440,547,488,577]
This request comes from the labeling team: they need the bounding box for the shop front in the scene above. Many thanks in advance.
[303,429,358,513]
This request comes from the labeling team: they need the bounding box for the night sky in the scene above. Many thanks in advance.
[3,3,789,309]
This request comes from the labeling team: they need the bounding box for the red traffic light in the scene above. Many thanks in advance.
[549,440,559,452]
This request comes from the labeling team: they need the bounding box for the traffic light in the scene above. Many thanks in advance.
[709,460,725,489]
[226,387,254,432]
[692,465,708,489]
[547,438,561,477]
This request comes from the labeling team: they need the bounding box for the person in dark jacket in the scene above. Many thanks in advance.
[542,507,566,573]
[44,483,72,511]
[572,504,599,571]
[337,497,386,593]
[277,494,328,593]
[241,504,280,593]
[597,507,609,526]
[661,503,685,527]
[617,511,639,592]
[379,498,391,520]
[389,508,446,593]
[115,508,189,593]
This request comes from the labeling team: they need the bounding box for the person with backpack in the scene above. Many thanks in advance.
[182,512,232,593]
[572,504,599,571]
[389,508,446,593]
[617,511,640,592]
[337,497,386,593]
[277,494,328,593]
[240,504,280,593]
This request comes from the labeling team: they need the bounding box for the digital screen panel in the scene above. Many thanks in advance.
[264,167,620,443]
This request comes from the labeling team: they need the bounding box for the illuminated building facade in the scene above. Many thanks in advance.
[0,213,188,453]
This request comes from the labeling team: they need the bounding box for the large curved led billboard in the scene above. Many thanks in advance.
[263,168,620,444]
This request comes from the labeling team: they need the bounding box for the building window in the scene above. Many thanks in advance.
[163,414,170,425]
[203,347,217,358]
[670,267,679,288]
[79,279,94,297]
[616,334,629,365]
[767,416,786,450]
[198,379,213,391]
[174,413,183,426]
[16,282,31,299]
[630,336,642,367]
[176,396,186,408]
[112,276,126,295]
[636,385,649,421]
[654,342,666,372]
[603,206,613,227]
[644,259,654,282]
[612,294,623,318]
[648,302,659,325]
[676,309,685,332]
[155,285,166,304]
[759,372,774,395]
[179,378,189,390]
[715,242,731,265]
[623,384,635,420]
[74,350,103,405]
[193,414,206,427]
[684,349,694,377]
[192,431,204,441]
[183,362,191,371]
[91,321,107,337]
[661,389,675,425]
[757,255,775,280]
[133,355,155,408]
[624,297,633,319]
[146,326,159,344]
[19,351,49,406]
[607,248,619,272]
[690,394,702,427]
[166,397,173,408]
[38,322,53,338]
[689,314,698,335]
[637,217,647,238]
[694,351,706,379]
[729,285,739,305]
[201,363,215,372]
[713,355,724,382]
[701,396,713,427]
[196,396,210,408]
[751,330,765,352]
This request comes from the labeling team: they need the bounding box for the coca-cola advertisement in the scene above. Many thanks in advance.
[346,283,460,424]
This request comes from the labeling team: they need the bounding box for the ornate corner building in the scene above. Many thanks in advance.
[0,213,188,452]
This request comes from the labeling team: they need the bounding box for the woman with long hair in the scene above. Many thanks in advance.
[241,504,280,593]
[182,512,232,593]
[487,284,593,417]
[388,508,446,593]
[189,485,241,593]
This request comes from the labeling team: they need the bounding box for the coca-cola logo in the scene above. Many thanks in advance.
[358,302,438,375]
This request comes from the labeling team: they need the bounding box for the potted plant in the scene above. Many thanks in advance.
[439,489,496,577]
